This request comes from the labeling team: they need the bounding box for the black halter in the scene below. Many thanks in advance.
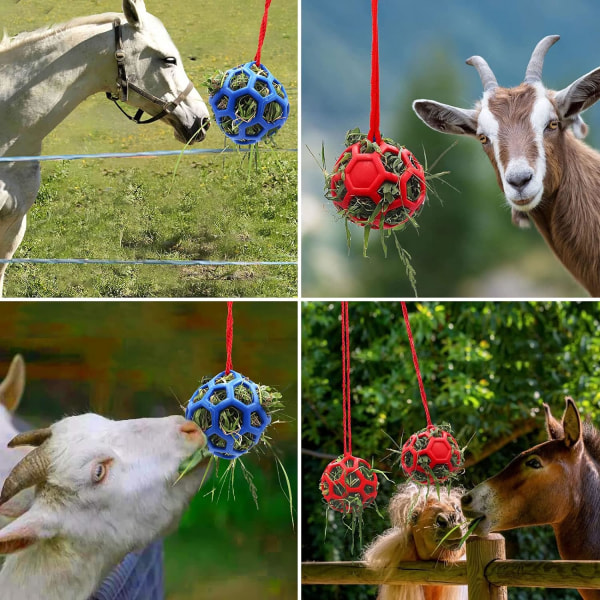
[105,18,194,125]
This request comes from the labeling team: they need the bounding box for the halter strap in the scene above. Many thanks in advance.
[106,18,195,125]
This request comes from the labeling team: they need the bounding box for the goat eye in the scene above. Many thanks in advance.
[546,120,559,131]
[164,57,177,66]
[478,134,489,144]
[525,458,542,469]
[92,463,107,483]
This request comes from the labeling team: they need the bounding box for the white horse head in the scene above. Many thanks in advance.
[0,0,212,296]
[112,0,210,143]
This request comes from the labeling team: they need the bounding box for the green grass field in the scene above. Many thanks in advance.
[1,0,298,297]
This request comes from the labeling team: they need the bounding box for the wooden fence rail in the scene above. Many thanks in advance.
[302,535,600,600]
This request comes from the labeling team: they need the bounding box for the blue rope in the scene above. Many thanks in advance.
[0,147,297,163]
[1,258,296,266]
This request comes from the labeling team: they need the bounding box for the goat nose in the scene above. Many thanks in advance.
[201,117,210,131]
[461,493,472,507]
[180,420,201,437]
[506,170,533,191]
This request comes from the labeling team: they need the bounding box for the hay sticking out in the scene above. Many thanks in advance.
[191,372,282,453]
[324,129,421,228]
[322,462,378,514]
[320,456,388,554]
[206,64,287,145]
[399,423,465,487]
[305,127,458,295]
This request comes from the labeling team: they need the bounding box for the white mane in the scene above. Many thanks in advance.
[0,13,120,53]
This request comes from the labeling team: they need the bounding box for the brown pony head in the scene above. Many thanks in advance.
[461,397,587,535]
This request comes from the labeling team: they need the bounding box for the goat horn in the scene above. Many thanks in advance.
[0,446,50,506]
[466,56,498,92]
[524,35,560,83]
[8,427,52,448]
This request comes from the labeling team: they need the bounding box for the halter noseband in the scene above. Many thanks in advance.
[106,18,194,125]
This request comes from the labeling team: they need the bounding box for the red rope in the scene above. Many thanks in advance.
[341,302,352,456]
[254,0,272,66]
[225,301,234,375]
[368,0,382,144]
[401,302,433,428]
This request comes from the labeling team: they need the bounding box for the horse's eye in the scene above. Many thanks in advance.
[164,57,177,66]
[525,458,542,469]
[546,120,559,131]
[478,134,489,144]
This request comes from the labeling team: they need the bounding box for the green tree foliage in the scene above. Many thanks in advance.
[302,301,600,600]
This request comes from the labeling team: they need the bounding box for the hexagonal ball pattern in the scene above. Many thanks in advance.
[401,427,463,485]
[330,141,426,229]
[185,369,271,460]
[208,61,290,145]
[319,454,379,514]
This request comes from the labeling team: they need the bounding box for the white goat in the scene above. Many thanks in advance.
[413,35,600,295]
[0,413,206,600]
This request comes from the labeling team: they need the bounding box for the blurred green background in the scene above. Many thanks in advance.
[302,300,600,600]
[1,0,297,297]
[0,301,297,599]
[301,0,600,297]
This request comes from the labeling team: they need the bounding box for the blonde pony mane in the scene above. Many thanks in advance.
[388,482,465,527]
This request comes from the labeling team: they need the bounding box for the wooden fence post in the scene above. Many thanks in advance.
[467,534,508,600]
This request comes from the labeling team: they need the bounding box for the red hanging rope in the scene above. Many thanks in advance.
[254,0,272,66]
[341,302,352,456]
[401,302,433,428]
[368,0,382,144]
[225,302,234,375]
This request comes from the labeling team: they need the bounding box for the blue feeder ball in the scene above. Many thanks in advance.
[185,369,272,459]
[208,61,290,145]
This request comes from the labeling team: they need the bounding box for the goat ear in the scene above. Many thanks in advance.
[0,489,35,519]
[122,0,147,27]
[0,513,46,554]
[543,403,563,440]
[555,67,600,119]
[0,355,26,413]
[561,397,582,448]
[412,100,478,136]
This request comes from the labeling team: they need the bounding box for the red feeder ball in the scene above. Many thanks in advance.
[401,426,463,485]
[330,141,426,229]
[320,454,378,514]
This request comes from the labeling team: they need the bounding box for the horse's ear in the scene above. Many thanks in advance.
[561,397,582,448]
[123,0,147,27]
[543,403,563,440]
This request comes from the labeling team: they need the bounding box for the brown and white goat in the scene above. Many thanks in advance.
[413,36,600,295]
[363,483,467,600]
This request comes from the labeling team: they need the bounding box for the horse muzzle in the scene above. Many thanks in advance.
[462,488,495,534]
[170,115,210,144]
